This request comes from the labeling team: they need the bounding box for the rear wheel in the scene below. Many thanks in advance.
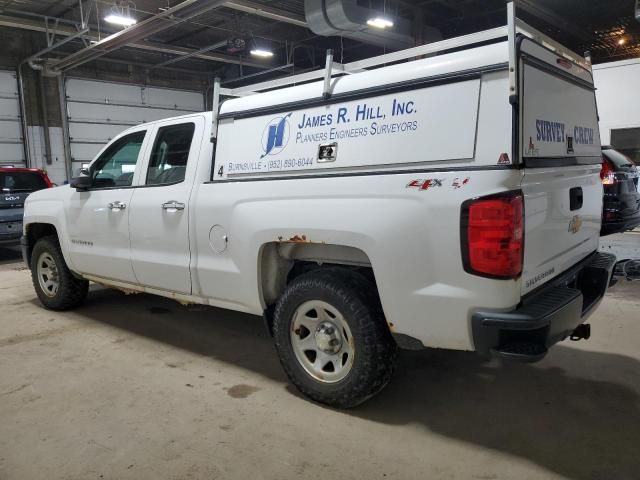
[273,268,397,408]
[30,236,89,310]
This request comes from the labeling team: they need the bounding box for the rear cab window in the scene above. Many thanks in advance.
[145,123,196,186]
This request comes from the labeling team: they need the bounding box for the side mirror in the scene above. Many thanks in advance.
[70,169,92,191]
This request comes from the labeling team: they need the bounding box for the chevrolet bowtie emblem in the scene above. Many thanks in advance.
[568,215,583,234]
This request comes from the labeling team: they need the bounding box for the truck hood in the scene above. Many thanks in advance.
[23,185,66,204]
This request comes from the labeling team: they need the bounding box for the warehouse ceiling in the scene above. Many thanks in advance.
[0,0,638,87]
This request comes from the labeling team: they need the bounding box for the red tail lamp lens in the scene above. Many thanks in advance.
[462,194,524,279]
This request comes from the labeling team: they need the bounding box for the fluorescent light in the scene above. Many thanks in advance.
[367,17,394,29]
[104,14,137,27]
[250,48,274,58]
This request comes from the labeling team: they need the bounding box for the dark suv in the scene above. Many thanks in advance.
[601,147,640,236]
[1,168,53,247]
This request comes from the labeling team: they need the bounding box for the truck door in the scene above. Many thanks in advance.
[518,38,603,295]
[128,116,203,294]
[66,129,149,283]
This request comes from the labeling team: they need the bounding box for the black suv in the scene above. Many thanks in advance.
[1,168,53,247]
[601,147,640,236]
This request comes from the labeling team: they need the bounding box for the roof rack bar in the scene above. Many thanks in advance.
[323,49,335,99]
[223,25,508,97]
[211,1,591,116]
[221,66,338,97]
[345,26,508,71]
[210,77,221,141]
[515,18,590,70]
[507,2,518,99]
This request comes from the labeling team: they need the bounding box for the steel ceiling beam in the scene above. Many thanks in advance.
[148,40,228,71]
[24,26,89,64]
[130,41,268,69]
[49,0,233,72]
[0,13,269,69]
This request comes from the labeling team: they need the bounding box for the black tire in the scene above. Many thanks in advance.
[30,235,89,311]
[273,268,397,408]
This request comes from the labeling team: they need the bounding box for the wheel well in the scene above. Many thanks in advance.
[25,223,58,267]
[259,241,377,309]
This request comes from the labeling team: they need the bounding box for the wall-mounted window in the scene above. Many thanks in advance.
[611,127,640,164]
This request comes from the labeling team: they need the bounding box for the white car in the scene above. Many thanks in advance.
[21,10,616,407]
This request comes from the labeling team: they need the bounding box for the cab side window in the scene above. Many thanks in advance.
[146,123,195,186]
[92,131,146,188]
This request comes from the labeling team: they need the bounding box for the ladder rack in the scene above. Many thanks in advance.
[210,1,591,140]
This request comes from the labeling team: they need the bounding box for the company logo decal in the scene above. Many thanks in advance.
[4,196,20,202]
[261,113,292,158]
[568,215,583,234]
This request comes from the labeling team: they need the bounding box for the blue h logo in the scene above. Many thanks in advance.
[261,113,292,158]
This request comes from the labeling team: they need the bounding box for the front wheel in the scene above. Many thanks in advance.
[273,268,397,408]
[30,235,89,311]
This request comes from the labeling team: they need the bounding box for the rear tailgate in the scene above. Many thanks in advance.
[518,38,602,295]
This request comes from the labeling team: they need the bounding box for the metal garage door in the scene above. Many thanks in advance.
[65,78,204,173]
[0,70,25,167]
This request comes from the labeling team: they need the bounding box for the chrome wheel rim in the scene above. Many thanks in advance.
[37,252,60,297]
[290,300,355,383]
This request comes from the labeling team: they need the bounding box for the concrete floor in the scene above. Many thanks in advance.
[1,243,639,480]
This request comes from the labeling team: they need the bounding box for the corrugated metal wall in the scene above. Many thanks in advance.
[64,78,204,172]
[0,70,25,167]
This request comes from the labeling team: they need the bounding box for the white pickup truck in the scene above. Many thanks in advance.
[21,8,616,407]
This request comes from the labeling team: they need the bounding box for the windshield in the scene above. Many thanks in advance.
[603,149,634,168]
[0,171,48,193]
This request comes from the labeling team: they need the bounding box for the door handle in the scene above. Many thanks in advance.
[162,201,185,211]
[108,201,126,211]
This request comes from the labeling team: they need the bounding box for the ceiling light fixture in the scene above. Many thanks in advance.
[367,17,394,29]
[250,48,274,58]
[105,1,137,27]
[618,37,626,45]
[104,14,137,26]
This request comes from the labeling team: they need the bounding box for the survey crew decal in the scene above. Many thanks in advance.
[526,118,596,157]
[535,119,595,146]
[220,79,482,176]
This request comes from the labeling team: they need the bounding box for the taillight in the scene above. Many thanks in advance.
[600,158,616,185]
[461,192,524,279]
